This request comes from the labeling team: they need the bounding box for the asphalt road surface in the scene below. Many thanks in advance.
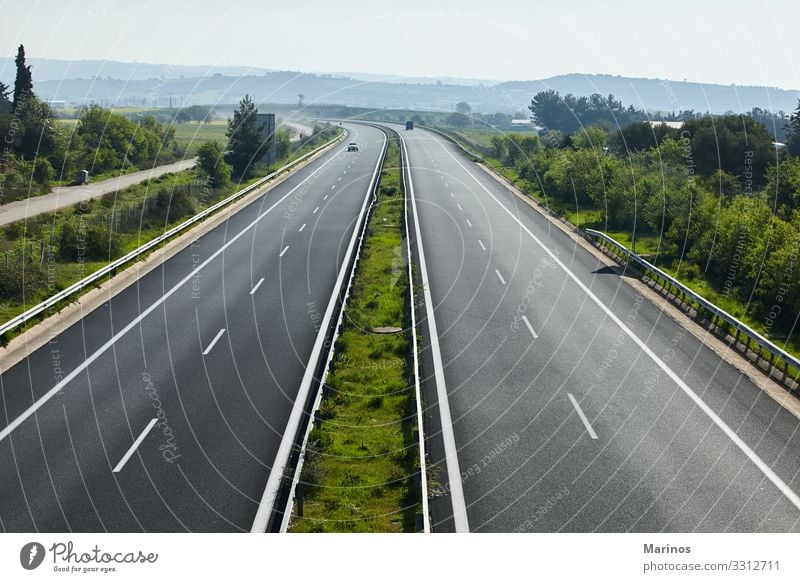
[0,158,197,227]
[394,124,800,533]
[0,123,385,532]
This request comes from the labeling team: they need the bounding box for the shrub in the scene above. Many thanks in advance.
[59,216,122,261]
[33,158,54,187]
[0,253,46,300]
[151,188,197,223]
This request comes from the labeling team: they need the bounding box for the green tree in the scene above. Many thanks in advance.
[12,45,33,112]
[455,101,471,114]
[16,95,57,160]
[0,81,11,113]
[785,99,800,156]
[571,125,608,150]
[446,112,470,127]
[609,121,677,154]
[75,105,179,174]
[765,157,800,214]
[680,115,776,189]
[225,94,267,179]
[489,135,507,160]
[197,140,231,189]
[274,128,291,160]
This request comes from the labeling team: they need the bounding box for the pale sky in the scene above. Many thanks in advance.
[1,0,798,88]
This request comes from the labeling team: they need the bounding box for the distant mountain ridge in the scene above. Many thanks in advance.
[2,57,797,114]
[0,57,274,82]
[495,74,800,114]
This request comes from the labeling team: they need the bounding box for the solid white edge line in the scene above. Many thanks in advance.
[404,143,431,534]
[434,133,800,513]
[249,278,265,295]
[521,315,538,339]
[401,135,470,532]
[280,245,290,257]
[0,140,348,445]
[252,129,388,533]
[202,328,226,356]
[568,393,599,440]
[112,418,158,473]
[495,269,506,285]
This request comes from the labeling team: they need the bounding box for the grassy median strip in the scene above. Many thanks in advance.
[289,131,420,533]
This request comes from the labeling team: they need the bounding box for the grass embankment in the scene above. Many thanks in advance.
[0,126,342,339]
[289,131,421,533]
[445,126,800,365]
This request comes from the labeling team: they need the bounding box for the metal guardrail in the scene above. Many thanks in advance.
[0,129,346,340]
[420,125,484,160]
[585,228,800,380]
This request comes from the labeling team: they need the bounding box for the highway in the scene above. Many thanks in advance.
[0,123,386,532]
[394,124,800,533]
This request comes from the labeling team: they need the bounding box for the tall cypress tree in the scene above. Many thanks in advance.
[13,44,33,111]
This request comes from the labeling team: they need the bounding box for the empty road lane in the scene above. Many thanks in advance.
[397,124,800,533]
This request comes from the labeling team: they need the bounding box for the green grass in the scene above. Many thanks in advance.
[451,127,501,149]
[172,120,229,155]
[289,132,420,533]
[605,231,665,257]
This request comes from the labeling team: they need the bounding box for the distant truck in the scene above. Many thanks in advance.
[405,121,414,130]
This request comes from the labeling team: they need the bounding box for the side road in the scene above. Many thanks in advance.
[0,158,197,227]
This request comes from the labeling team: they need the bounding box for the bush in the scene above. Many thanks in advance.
[153,188,198,223]
[33,158,54,187]
[0,254,47,300]
[197,141,231,189]
[59,216,122,261]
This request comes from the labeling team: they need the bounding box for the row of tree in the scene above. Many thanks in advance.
[528,89,791,143]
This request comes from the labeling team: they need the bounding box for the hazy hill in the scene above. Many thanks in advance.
[3,57,797,114]
[0,57,273,82]
[496,74,800,114]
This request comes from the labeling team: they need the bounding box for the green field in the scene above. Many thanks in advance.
[172,120,229,154]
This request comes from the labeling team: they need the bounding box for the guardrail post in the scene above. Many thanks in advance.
[296,482,304,517]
